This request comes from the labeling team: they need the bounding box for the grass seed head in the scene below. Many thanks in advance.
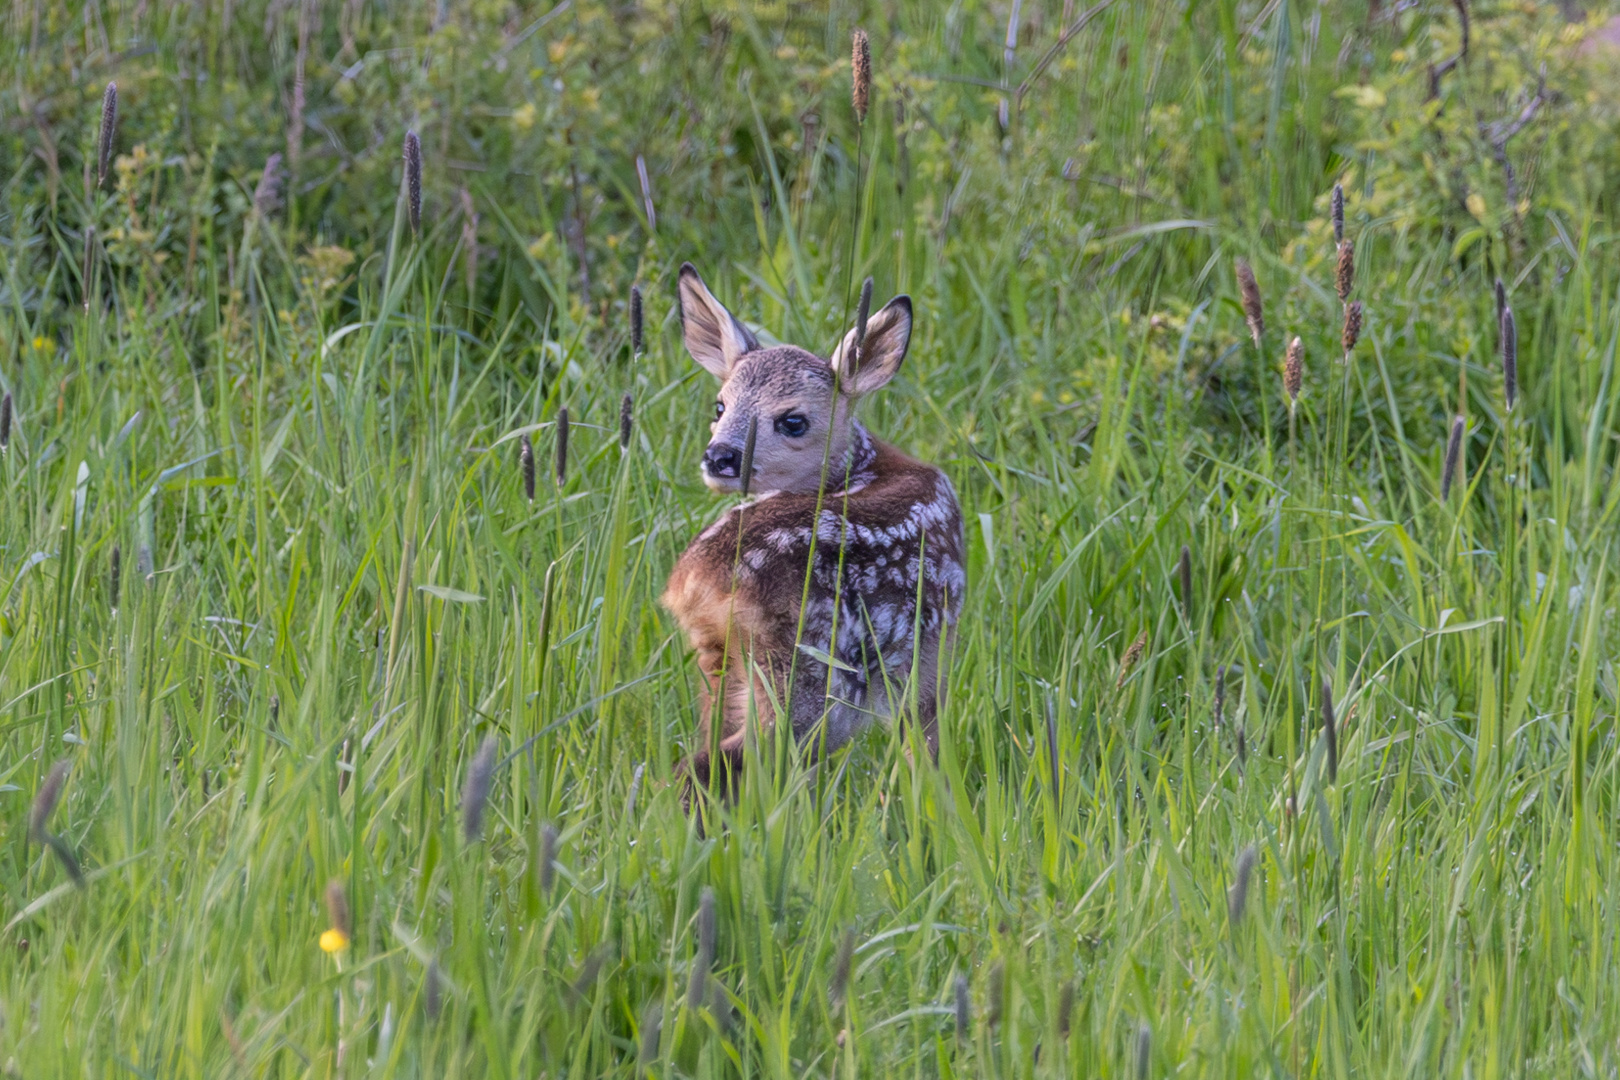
[1335,238,1355,302]
[461,735,498,842]
[1501,306,1518,411]
[1342,300,1363,355]
[109,544,121,609]
[555,407,569,485]
[852,29,871,123]
[1213,665,1226,729]
[538,821,558,892]
[1,391,12,450]
[1331,182,1344,246]
[953,973,971,1039]
[1057,979,1075,1038]
[630,283,645,357]
[1044,697,1060,800]
[1229,844,1257,925]
[638,1003,662,1069]
[253,154,284,218]
[1284,336,1303,405]
[619,392,633,451]
[1494,277,1506,324]
[854,276,874,368]
[29,759,70,842]
[1236,259,1263,345]
[324,879,350,938]
[830,925,856,1009]
[1135,1021,1152,1080]
[404,130,422,233]
[97,82,118,189]
[424,957,444,1020]
[1442,414,1465,502]
[689,886,716,1007]
[1117,627,1149,688]
[1321,680,1338,783]
[1178,544,1193,620]
[1236,725,1248,772]
[519,434,535,503]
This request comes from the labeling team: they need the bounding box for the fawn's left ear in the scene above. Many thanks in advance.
[830,296,912,396]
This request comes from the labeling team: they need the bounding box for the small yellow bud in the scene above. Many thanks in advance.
[319,929,350,954]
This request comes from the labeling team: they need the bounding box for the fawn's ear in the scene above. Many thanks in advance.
[830,295,912,396]
[678,263,758,379]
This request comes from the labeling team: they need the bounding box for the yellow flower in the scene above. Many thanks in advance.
[319,929,350,953]
[512,102,537,130]
[1466,192,1487,221]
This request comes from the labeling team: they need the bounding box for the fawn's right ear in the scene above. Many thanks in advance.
[678,263,758,379]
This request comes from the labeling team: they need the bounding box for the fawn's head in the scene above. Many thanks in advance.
[677,263,912,495]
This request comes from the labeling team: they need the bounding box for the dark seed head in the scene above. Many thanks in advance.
[1236,725,1247,773]
[1501,306,1518,411]
[852,29,872,123]
[1342,300,1363,355]
[739,416,758,498]
[1335,238,1355,303]
[97,82,118,189]
[638,1002,662,1068]
[519,434,536,503]
[689,887,716,1007]
[1057,979,1075,1038]
[403,131,422,233]
[1284,337,1303,405]
[1229,844,1257,926]
[1178,544,1193,620]
[1,391,12,450]
[1213,665,1226,729]
[461,735,498,842]
[829,925,856,1009]
[324,879,351,938]
[1494,277,1506,324]
[538,822,558,892]
[109,544,121,609]
[253,153,284,218]
[619,392,633,451]
[1135,1021,1152,1080]
[1331,183,1344,247]
[853,276,874,370]
[1044,696,1060,801]
[1321,680,1338,783]
[29,759,70,842]
[953,973,971,1039]
[1441,414,1465,502]
[555,408,569,485]
[629,284,645,357]
[1236,259,1263,345]
[424,957,444,1020]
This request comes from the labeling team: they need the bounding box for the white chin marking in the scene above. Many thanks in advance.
[703,472,739,493]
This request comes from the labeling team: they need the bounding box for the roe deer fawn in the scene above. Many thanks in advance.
[663,264,965,797]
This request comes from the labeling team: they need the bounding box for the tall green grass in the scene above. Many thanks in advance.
[5,0,1620,1075]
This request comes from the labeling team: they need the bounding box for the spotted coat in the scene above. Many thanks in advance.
[663,422,965,762]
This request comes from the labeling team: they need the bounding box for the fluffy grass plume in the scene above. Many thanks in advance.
[1342,299,1363,355]
[461,735,498,842]
[1235,258,1263,345]
[404,131,422,233]
[1442,414,1465,502]
[852,29,871,123]
[1336,238,1355,302]
[96,82,117,189]
[1284,336,1303,405]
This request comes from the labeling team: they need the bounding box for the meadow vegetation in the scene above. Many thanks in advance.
[6,0,1620,1075]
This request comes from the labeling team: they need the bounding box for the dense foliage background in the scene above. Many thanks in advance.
[6,0,1620,1075]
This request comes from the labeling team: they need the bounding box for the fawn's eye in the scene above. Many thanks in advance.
[714,401,725,421]
[775,412,810,437]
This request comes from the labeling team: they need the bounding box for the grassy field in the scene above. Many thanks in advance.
[7,0,1620,1075]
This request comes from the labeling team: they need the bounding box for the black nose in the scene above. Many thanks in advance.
[703,444,742,478]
